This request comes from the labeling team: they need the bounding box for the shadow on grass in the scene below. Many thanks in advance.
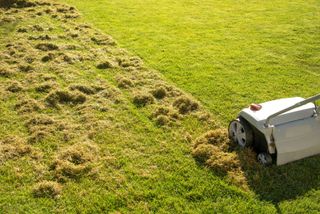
[240,155,320,203]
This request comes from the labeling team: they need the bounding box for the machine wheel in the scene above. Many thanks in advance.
[257,152,273,166]
[228,118,253,148]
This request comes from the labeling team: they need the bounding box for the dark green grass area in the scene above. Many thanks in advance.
[62,0,320,125]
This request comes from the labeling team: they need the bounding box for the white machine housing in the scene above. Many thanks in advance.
[238,96,320,165]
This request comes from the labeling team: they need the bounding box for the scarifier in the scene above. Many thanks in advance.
[228,93,320,165]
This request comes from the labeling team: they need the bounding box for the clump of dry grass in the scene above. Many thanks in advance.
[69,84,100,95]
[35,81,57,93]
[0,0,17,7]
[192,129,251,189]
[25,115,55,130]
[41,53,55,62]
[96,60,117,69]
[56,6,71,13]
[155,115,170,126]
[27,130,48,144]
[59,53,79,64]
[32,181,62,198]
[15,99,43,113]
[24,57,35,64]
[0,136,32,163]
[0,17,16,23]
[24,114,55,143]
[173,96,199,114]
[43,74,56,81]
[205,151,240,173]
[17,27,28,33]
[151,86,167,99]
[0,66,15,77]
[0,0,35,8]
[152,106,171,117]
[192,134,240,174]
[133,92,155,107]
[35,43,59,51]
[28,35,52,41]
[193,129,229,149]
[68,32,79,38]
[6,81,23,93]
[117,77,134,89]
[45,90,86,107]
[31,25,44,32]
[196,112,211,122]
[192,144,218,163]
[19,64,33,72]
[152,106,180,122]
[59,143,97,164]
[51,142,98,181]
[52,160,92,181]
[117,57,142,68]
[91,36,116,46]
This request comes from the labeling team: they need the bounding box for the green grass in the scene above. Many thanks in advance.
[59,0,320,212]
[61,0,320,125]
[0,0,319,213]
[0,3,275,212]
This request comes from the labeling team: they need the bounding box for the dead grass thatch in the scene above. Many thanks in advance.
[35,43,59,51]
[117,77,134,89]
[151,86,167,99]
[193,129,229,149]
[27,129,51,144]
[35,81,57,93]
[133,93,155,107]
[0,0,35,8]
[51,142,98,181]
[205,151,240,173]
[0,66,15,77]
[6,81,23,93]
[19,64,34,73]
[15,99,43,113]
[192,144,218,163]
[192,128,253,189]
[91,35,116,46]
[151,106,180,123]
[41,53,55,62]
[155,115,170,126]
[96,60,117,69]
[0,136,32,163]
[31,25,44,32]
[173,96,199,114]
[117,57,142,68]
[32,181,62,198]
[25,115,55,130]
[69,84,98,95]
[45,90,86,107]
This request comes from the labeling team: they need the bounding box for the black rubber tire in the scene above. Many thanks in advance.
[257,152,273,166]
[228,118,253,148]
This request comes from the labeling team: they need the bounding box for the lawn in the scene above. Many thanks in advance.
[62,0,320,125]
[59,0,320,212]
[0,0,319,213]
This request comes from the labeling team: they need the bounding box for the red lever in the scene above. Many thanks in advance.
[250,103,262,111]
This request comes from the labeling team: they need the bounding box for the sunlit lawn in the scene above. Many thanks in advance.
[62,0,320,125]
